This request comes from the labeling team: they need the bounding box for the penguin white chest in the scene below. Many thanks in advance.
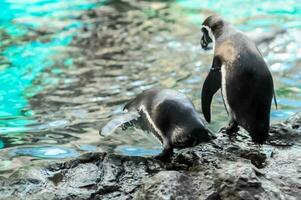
[221,64,231,115]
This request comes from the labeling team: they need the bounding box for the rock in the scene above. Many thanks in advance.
[2,112,301,200]
[134,171,202,200]
[213,161,282,200]
[3,110,301,200]
[0,153,164,200]
[268,112,301,147]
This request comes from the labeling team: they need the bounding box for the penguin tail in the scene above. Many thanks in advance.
[100,110,140,137]
[273,91,278,110]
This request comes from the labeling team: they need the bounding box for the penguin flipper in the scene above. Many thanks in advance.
[100,111,140,136]
[202,57,222,123]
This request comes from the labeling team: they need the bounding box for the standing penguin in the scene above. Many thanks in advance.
[200,15,276,144]
[100,88,213,160]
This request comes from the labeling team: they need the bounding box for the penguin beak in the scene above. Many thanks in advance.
[201,35,213,50]
[201,36,208,49]
[201,26,214,50]
[197,128,216,143]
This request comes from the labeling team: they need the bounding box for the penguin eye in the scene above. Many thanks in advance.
[211,25,218,32]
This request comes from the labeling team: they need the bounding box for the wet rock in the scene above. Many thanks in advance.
[214,162,271,200]
[134,171,204,200]
[0,152,163,200]
[268,112,301,146]
[134,160,288,200]
[285,112,301,130]
[1,114,301,200]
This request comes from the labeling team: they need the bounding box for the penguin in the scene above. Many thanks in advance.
[100,88,213,160]
[200,15,276,144]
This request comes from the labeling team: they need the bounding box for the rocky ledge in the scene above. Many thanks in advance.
[1,112,301,200]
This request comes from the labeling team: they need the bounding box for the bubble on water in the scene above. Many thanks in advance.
[271,110,296,120]
[115,145,161,157]
[9,146,79,159]
[277,98,301,107]
[0,119,70,134]
[78,145,97,151]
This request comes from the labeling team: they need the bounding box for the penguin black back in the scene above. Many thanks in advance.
[123,88,213,160]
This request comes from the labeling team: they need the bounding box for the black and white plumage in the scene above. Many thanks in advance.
[100,88,213,160]
[200,15,276,144]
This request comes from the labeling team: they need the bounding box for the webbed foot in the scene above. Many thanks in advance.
[220,120,239,135]
[154,147,173,161]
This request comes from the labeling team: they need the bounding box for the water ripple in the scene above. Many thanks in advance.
[9,146,79,159]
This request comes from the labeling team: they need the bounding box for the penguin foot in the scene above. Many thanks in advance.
[226,126,239,135]
[222,120,239,135]
[220,124,239,135]
[154,148,173,161]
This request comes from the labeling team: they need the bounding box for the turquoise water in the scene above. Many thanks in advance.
[0,0,100,172]
[0,0,300,174]
[0,0,96,120]
[0,0,95,132]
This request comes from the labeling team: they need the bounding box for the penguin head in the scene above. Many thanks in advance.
[191,126,216,144]
[201,15,225,50]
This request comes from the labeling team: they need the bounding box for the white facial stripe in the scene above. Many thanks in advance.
[139,105,164,144]
[201,25,216,52]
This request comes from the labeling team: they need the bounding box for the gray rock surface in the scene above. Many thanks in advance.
[1,112,301,200]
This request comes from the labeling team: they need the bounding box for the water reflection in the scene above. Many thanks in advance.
[0,0,99,172]
[116,145,162,157]
[0,140,4,148]
[0,0,300,174]
[9,146,79,159]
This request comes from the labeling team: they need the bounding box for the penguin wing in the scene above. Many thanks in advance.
[100,111,140,136]
[201,57,222,123]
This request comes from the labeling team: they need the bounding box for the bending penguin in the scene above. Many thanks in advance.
[200,15,276,144]
[100,88,213,160]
